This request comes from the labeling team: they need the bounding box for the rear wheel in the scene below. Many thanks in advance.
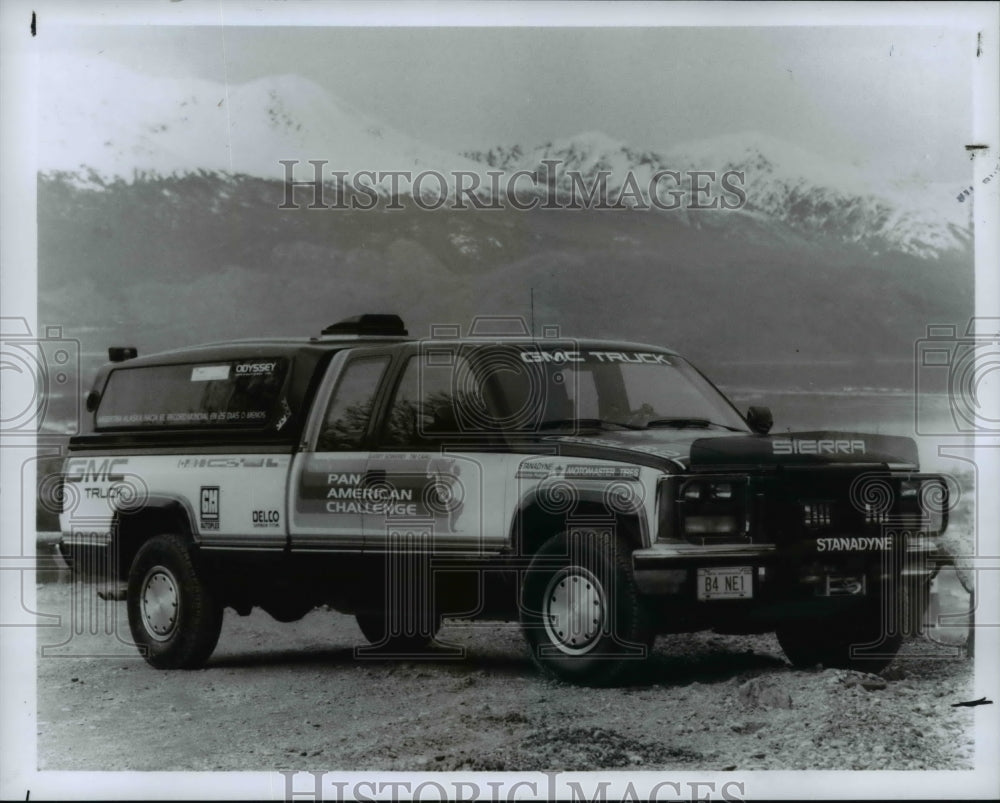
[127,534,223,669]
[520,529,653,686]
[776,597,903,673]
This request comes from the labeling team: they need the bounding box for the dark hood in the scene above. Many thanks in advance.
[540,429,919,472]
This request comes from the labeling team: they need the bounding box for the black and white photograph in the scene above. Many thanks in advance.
[1,1,998,800]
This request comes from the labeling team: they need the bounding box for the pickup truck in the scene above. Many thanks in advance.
[59,314,947,685]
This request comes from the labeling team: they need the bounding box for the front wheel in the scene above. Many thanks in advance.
[127,534,223,669]
[776,597,903,673]
[520,530,653,686]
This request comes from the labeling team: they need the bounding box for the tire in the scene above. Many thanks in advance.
[127,534,223,669]
[520,529,653,686]
[776,597,903,673]
[355,610,440,651]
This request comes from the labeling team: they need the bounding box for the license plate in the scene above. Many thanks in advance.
[697,566,753,600]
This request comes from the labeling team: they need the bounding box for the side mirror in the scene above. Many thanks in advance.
[746,406,773,435]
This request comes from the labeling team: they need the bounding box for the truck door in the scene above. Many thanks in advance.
[364,346,515,554]
[288,350,394,550]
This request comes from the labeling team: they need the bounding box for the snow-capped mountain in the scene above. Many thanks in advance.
[463,131,972,260]
[38,56,971,260]
[39,55,485,184]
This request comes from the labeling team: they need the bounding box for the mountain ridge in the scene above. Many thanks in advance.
[39,59,971,261]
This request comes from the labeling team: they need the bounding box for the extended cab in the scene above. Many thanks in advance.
[60,314,947,684]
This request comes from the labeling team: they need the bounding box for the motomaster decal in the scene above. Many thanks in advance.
[772,439,866,455]
[816,536,893,552]
[564,464,641,480]
[200,486,220,531]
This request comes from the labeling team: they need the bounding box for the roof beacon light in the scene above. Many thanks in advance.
[321,314,408,337]
[108,347,138,362]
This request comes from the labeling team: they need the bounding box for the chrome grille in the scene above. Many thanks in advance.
[802,501,833,529]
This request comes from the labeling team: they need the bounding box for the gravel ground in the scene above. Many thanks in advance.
[35,577,976,773]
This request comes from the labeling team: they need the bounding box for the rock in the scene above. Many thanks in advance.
[838,671,887,690]
[737,678,793,709]
[729,720,766,735]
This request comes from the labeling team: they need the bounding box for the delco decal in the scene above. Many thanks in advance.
[816,536,893,552]
[772,439,866,456]
[235,361,277,375]
[252,509,281,527]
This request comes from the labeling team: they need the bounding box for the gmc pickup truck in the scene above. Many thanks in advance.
[59,314,946,685]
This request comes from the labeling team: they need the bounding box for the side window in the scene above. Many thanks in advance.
[380,352,486,447]
[317,356,390,451]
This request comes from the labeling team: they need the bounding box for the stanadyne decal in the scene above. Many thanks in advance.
[772,439,866,456]
[521,350,673,365]
[816,536,893,552]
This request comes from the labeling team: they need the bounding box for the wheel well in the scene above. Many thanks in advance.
[113,504,193,581]
[513,499,644,558]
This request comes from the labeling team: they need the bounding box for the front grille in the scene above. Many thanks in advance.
[760,469,907,543]
[663,469,944,545]
[802,501,833,529]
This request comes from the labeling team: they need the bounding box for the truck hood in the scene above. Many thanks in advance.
[541,429,919,472]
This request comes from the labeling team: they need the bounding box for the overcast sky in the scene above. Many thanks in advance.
[43,22,975,182]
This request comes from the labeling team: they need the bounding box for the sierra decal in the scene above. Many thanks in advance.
[773,439,866,456]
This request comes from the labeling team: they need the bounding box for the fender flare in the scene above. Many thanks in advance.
[509,484,649,554]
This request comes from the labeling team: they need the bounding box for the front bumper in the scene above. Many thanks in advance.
[632,539,940,597]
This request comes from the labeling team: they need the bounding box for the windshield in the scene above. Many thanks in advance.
[478,345,749,433]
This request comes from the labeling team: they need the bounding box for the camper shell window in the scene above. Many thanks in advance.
[95,358,290,431]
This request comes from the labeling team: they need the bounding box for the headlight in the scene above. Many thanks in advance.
[677,477,748,541]
[898,476,949,535]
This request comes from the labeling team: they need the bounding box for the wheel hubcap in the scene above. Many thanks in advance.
[543,567,606,655]
[141,567,179,641]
